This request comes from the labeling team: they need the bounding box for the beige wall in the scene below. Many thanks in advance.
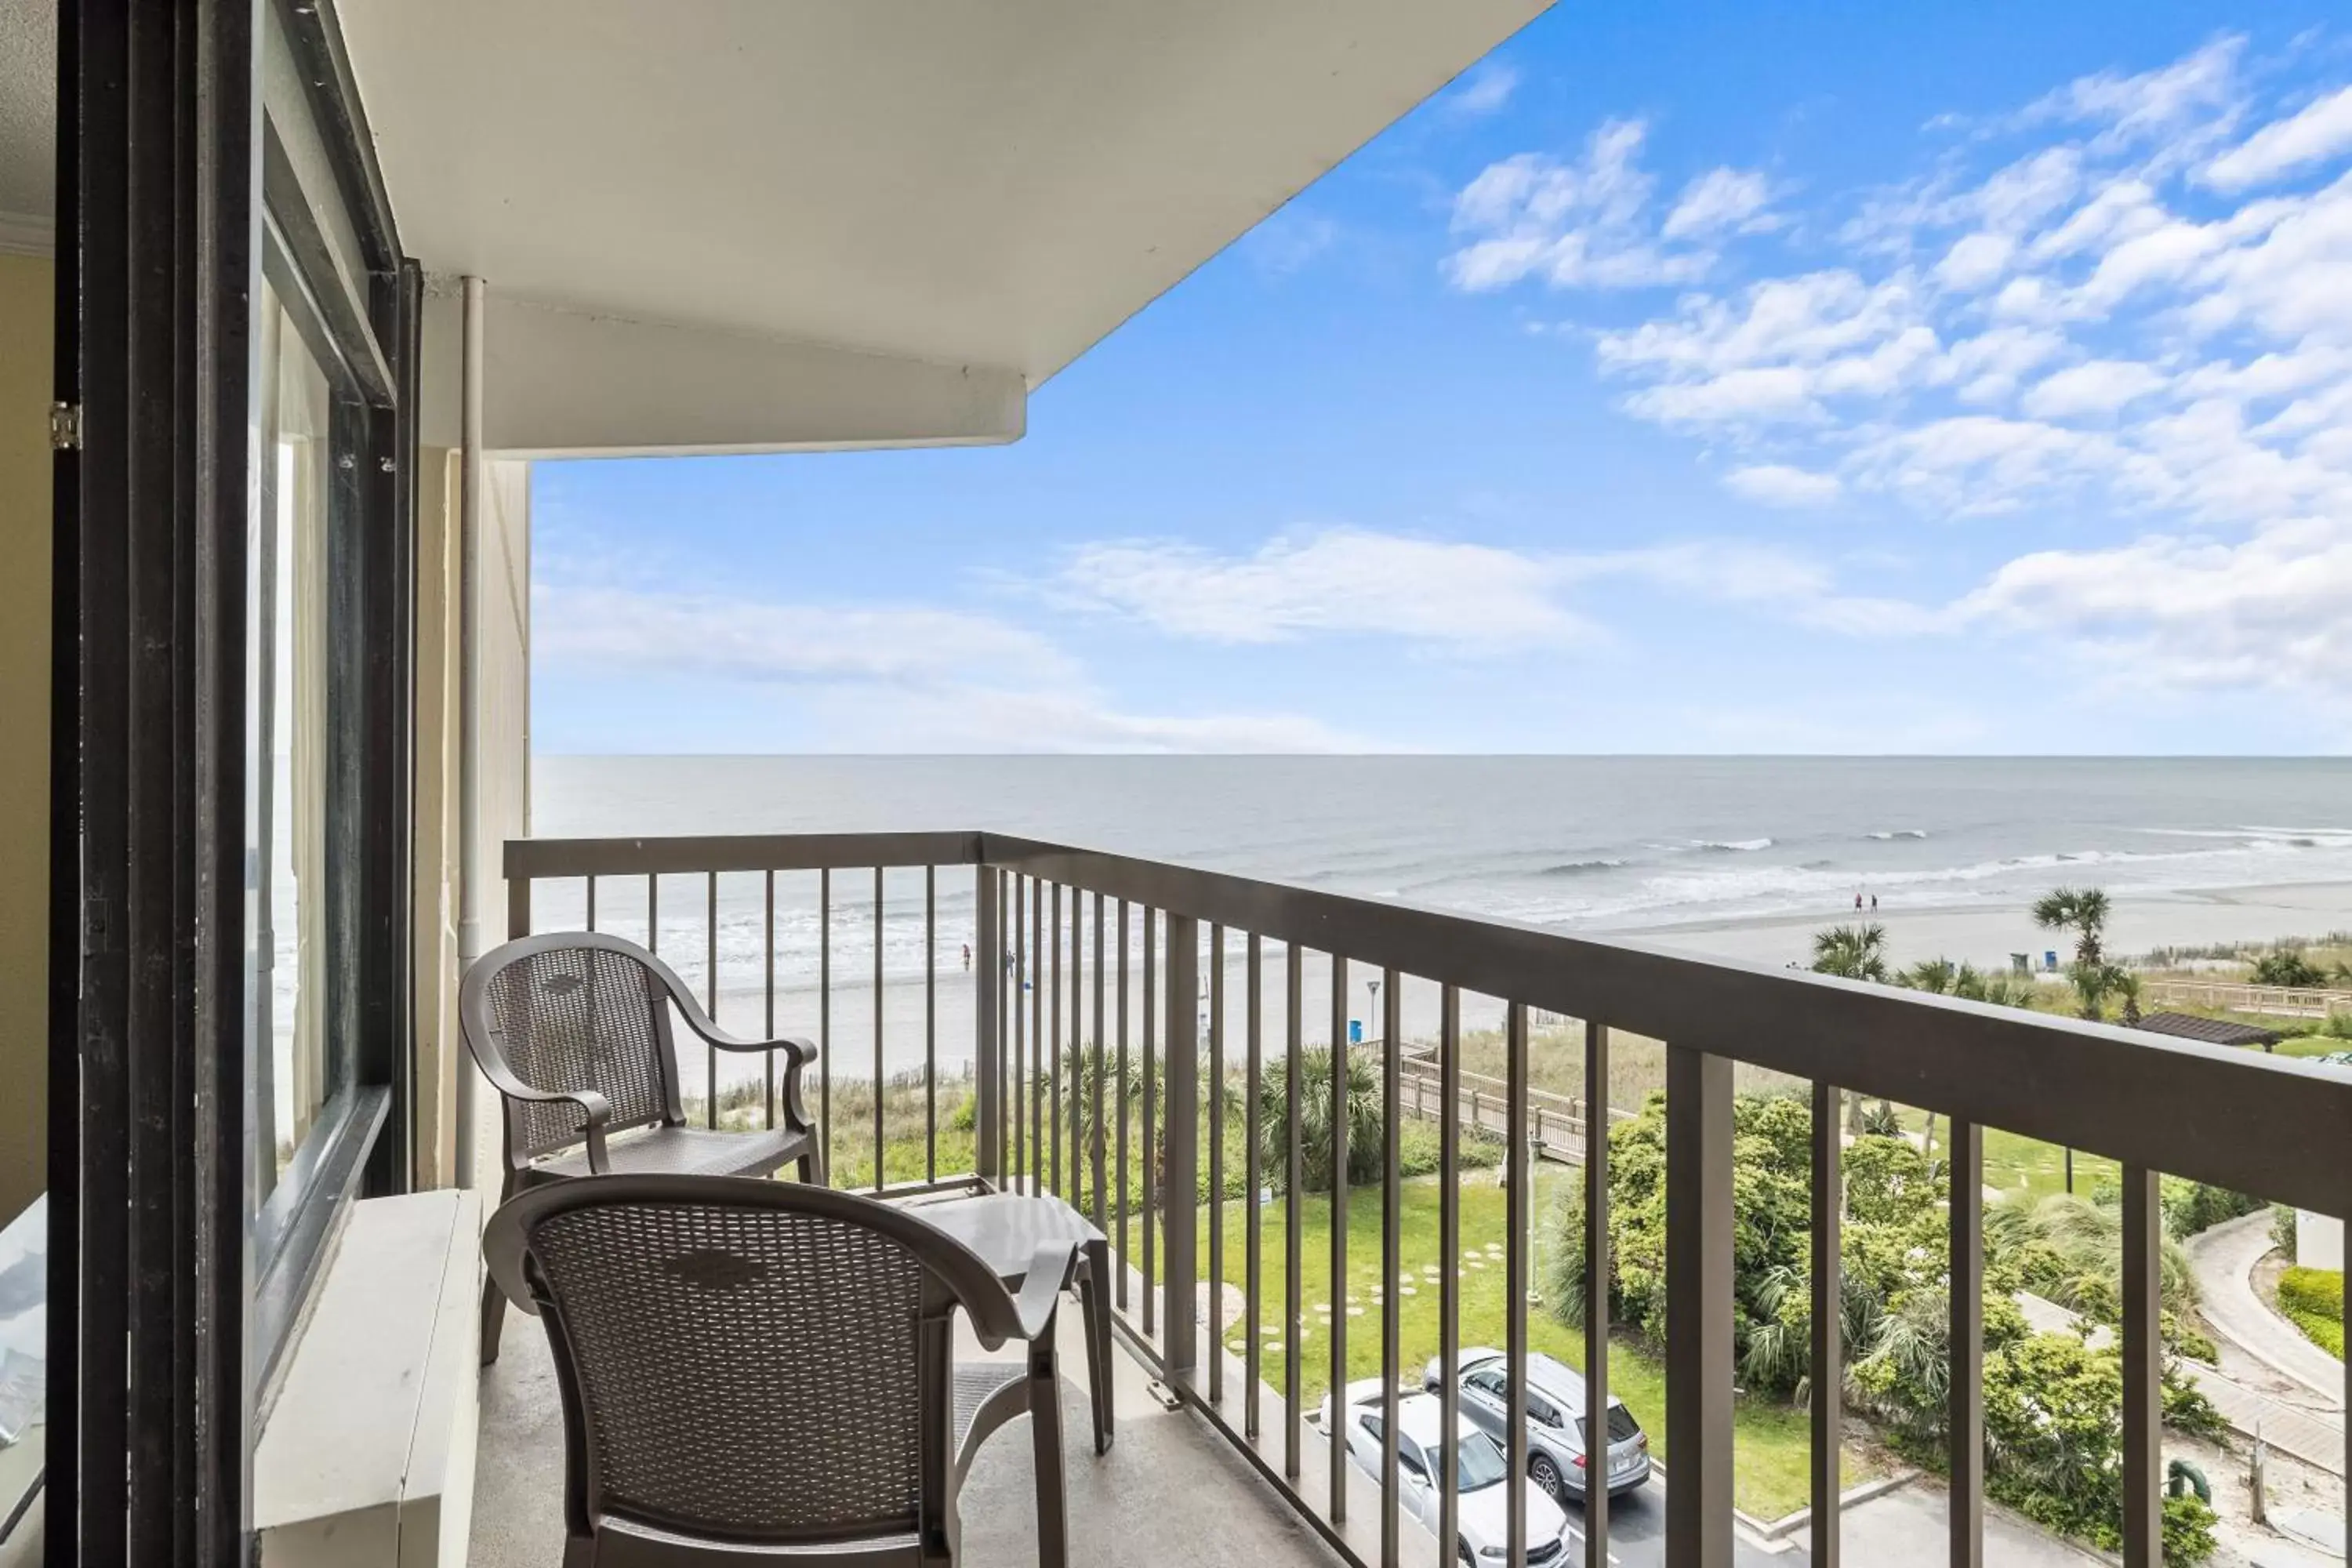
[463,458,531,1196]
[412,447,461,1188]
[0,252,53,1221]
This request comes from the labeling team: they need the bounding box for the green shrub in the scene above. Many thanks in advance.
[2160,1178,2265,1240]
[2251,950,2331,988]
[2277,1266,2344,1357]
[2274,1203,2299,1261]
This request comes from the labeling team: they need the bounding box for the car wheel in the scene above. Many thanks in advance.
[1530,1453,1567,1505]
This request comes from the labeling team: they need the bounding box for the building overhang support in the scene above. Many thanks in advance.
[419,288,1026,460]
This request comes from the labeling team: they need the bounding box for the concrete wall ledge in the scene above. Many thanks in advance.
[255,1189,482,1567]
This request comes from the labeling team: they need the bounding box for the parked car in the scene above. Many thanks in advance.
[1318,1380,1571,1565]
[1422,1348,1651,1504]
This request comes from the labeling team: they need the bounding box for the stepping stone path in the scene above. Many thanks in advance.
[1399,1285,1418,1297]
[1347,1305,1365,1316]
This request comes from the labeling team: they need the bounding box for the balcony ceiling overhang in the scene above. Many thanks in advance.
[339,0,1549,456]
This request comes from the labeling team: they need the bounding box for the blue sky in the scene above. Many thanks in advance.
[534,3,2352,755]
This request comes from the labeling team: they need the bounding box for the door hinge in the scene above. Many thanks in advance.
[49,401,82,452]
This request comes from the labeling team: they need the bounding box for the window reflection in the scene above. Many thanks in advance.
[251,278,341,1205]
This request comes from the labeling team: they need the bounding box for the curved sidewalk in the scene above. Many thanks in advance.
[2187,1210,2345,1409]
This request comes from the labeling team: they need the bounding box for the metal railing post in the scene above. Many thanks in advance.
[1664,1044,1733,1568]
[974,866,1001,1184]
[2122,1166,2161,1568]
[1162,913,1200,1381]
[1949,1119,1984,1568]
[1809,1078,1842,1568]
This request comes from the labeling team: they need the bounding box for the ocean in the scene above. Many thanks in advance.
[526,756,2352,1083]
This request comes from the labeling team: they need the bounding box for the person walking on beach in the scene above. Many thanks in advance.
[1855,890,1864,911]
[961,942,971,972]
[1870,892,1878,911]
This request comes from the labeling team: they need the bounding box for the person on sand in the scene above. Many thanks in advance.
[1855,890,1864,911]
[962,942,971,971]
[1870,893,1878,911]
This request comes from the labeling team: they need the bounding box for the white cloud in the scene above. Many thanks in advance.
[2016,34,2245,155]
[1448,61,1520,118]
[1051,529,1595,652]
[1662,168,1776,240]
[1446,121,1726,292]
[1724,464,1844,507]
[1958,515,2352,694]
[1475,39,2352,713]
[2020,359,2170,418]
[1936,231,2016,291]
[2203,84,2352,191]
[531,581,1373,753]
[1595,271,1941,428]
[1044,528,1904,651]
[534,586,1079,688]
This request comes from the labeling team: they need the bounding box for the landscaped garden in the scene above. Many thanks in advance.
[2276,1265,2345,1359]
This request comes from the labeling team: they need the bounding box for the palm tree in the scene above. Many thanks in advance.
[1811,923,1890,982]
[2034,887,2111,1019]
[1813,924,1891,1129]
[1900,956,1958,994]
[2110,969,2143,1026]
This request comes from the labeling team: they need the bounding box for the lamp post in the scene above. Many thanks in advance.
[1367,977,1382,1044]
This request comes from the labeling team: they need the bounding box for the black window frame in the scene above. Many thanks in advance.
[48,0,417,1555]
[244,0,418,1396]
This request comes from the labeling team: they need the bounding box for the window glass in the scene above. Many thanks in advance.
[249,275,353,1214]
[1465,1368,1506,1400]
[1457,1429,1508,1492]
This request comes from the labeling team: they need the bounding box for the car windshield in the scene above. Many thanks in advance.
[1458,1429,1508,1492]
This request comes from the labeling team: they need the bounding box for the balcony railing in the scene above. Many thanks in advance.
[503,830,2352,1568]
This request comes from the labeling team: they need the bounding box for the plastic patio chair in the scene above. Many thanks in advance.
[485,1174,1080,1568]
[463,931,823,1363]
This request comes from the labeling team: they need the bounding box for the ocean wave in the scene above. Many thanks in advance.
[1468,834,2352,932]
[1540,858,1628,877]
[1691,837,1773,853]
[1866,829,1929,840]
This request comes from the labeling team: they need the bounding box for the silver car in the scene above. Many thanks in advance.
[1422,1348,1651,1505]
[1318,1380,1571,1565]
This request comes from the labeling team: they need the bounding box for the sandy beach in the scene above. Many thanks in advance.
[1630,879,2352,971]
[673,878,2352,1096]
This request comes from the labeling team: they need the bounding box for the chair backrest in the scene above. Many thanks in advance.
[463,932,687,1167]
[485,1175,1022,1558]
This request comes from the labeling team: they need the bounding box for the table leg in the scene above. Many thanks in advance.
[1084,1237,1114,1454]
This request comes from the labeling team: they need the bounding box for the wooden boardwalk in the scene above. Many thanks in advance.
[1392,1047,1632,1164]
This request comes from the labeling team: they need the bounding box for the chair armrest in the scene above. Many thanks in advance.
[669,988,818,1067]
[476,1061,614,1173]
[665,990,823,1154]
[1010,1237,1083,1342]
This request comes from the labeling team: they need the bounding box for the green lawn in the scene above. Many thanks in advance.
[1134,1167,1874,1519]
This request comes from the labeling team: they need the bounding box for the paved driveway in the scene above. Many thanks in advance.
[1790,1482,2103,1568]
[2187,1210,2345,1409]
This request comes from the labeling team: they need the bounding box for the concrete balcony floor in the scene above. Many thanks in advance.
[470,1295,1344,1568]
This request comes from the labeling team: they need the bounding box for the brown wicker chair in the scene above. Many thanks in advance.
[485,1174,1078,1568]
[463,931,822,1363]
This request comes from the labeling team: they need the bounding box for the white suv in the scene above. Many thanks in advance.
[1319,1380,1571,1565]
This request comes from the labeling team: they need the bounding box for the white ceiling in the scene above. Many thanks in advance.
[0,0,55,232]
[339,1,1548,388]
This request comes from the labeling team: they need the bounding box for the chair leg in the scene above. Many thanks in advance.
[797,1142,826,1186]
[1028,1326,1069,1568]
[481,1174,517,1367]
[480,1268,506,1367]
[1081,1243,1113,1454]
